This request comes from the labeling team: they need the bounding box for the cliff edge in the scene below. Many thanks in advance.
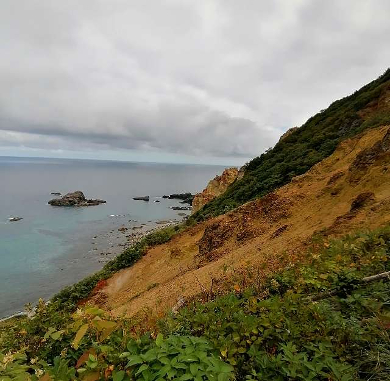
[192,167,242,213]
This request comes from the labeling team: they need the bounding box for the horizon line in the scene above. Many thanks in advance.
[0,154,234,167]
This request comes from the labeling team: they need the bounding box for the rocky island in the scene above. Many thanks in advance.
[133,196,150,201]
[48,191,106,207]
[8,217,23,222]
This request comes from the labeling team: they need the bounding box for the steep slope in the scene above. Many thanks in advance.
[92,124,390,318]
[192,167,241,213]
[193,68,390,221]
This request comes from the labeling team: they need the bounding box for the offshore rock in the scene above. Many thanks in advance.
[48,191,106,207]
[9,217,23,222]
[171,206,192,211]
[168,193,194,204]
[133,196,150,201]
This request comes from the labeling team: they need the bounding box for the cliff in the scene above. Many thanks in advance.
[192,167,240,213]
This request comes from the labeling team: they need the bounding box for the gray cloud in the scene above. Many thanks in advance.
[0,0,389,162]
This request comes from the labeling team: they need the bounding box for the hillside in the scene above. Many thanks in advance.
[193,69,390,221]
[90,124,390,318]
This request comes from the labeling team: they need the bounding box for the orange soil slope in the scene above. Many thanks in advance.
[91,125,390,318]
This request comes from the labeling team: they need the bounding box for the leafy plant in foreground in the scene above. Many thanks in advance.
[121,334,233,381]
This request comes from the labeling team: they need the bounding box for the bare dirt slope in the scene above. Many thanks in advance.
[91,125,390,319]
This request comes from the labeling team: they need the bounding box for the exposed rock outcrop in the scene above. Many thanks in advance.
[348,129,390,184]
[278,126,299,143]
[350,192,376,212]
[48,191,106,207]
[192,168,240,213]
[197,193,293,264]
[237,166,245,181]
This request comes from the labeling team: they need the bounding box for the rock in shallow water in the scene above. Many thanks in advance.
[133,196,150,201]
[9,216,23,222]
[171,206,192,211]
[168,193,194,204]
[48,191,106,207]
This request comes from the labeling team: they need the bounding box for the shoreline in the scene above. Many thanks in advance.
[0,311,26,323]
[88,217,185,266]
[0,214,187,322]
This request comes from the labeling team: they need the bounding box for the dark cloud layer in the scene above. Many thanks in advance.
[1,0,389,162]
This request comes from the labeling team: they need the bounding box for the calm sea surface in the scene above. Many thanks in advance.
[0,157,226,318]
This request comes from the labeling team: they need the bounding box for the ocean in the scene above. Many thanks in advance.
[0,157,226,318]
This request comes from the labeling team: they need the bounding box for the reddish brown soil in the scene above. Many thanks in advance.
[90,125,390,320]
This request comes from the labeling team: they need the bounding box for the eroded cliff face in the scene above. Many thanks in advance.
[90,124,390,318]
[192,167,240,213]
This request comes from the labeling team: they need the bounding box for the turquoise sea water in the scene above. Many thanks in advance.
[0,157,225,318]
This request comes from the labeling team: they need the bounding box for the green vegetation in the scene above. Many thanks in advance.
[0,306,233,381]
[192,68,390,221]
[162,227,390,380]
[1,225,389,380]
[53,224,182,311]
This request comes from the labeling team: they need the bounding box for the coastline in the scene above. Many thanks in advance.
[0,212,189,321]
[0,158,224,320]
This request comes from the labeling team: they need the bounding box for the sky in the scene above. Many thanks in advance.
[0,1,389,165]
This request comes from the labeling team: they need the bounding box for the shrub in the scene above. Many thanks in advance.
[1,307,233,381]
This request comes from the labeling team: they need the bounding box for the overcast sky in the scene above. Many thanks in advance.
[0,1,389,165]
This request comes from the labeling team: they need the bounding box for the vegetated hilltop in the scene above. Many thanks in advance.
[193,68,390,221]
[88,123,390,318]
